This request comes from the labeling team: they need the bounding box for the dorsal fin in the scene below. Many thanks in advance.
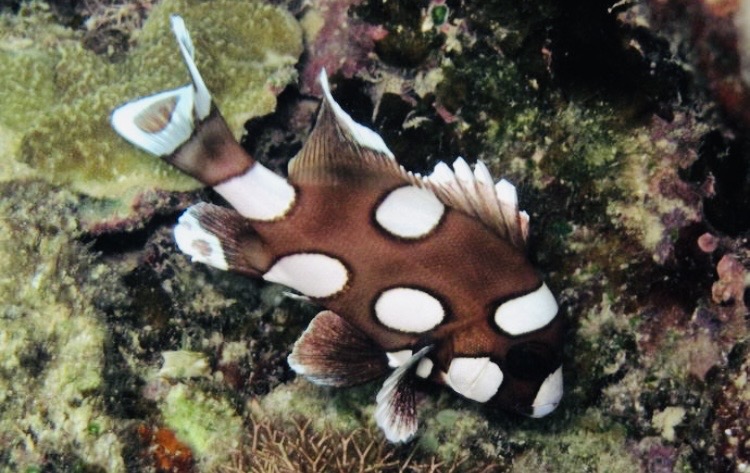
[289,70,529,248]
[422,158,530,249]
[287,70,406,186]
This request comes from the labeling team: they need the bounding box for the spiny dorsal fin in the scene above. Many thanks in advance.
[422,158,530,249]
[289,70,529,248]
[375,345,432,443]
[288,310,390,387]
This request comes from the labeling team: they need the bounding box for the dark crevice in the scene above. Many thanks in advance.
[79,213,180,256]
[241,84,316,174]
[683,130,750,236]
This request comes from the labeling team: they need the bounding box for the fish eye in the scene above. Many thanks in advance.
[505,342,558,381]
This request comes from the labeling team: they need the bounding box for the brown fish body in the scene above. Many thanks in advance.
[111,15,564,442]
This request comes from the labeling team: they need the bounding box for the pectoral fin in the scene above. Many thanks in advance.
[288,310,389,386]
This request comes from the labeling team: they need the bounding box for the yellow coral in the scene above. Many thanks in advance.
[1,0,303,198]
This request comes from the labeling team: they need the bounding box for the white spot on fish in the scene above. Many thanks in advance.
[416,358,433,379]
[494,283,558,336]
[445,357,503,403]
[374,287,445,333]
[263,253,348,298]
[375,186,445,239]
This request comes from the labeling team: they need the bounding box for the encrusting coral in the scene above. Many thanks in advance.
[1,0,302,200]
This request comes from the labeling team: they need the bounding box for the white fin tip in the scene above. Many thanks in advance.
[452,157,473,181]
[318,69,394,158]
[111,86,195,156]
[170,15,211,120]
[494,179,518,208]
[473,160,494,185]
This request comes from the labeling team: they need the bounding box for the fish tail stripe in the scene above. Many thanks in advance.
[213,161,296,221]
[166,106,254,186]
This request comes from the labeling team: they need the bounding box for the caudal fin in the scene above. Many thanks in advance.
[111,15,253,186]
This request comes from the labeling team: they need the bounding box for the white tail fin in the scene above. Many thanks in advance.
[110,15,213,156]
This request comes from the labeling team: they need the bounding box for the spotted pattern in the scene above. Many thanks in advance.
[375,186,445,239]
[374,287,445,333]
[134,96,178,133]
[531,366,563,417]
[416,358,433,379]
[444,357,504,403]
[214,163,296,221]
[494,283,558,336]
[263,253,348,298]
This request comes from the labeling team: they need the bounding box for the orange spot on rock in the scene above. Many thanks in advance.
[138,424,195,473]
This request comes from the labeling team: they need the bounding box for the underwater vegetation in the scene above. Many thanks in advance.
[0,0,748,471]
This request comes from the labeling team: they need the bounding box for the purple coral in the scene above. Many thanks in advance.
[300,0,388,95]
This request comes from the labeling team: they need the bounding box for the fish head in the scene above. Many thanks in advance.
[438,282,564,417]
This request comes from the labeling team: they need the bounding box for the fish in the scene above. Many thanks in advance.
[111,15,564,443]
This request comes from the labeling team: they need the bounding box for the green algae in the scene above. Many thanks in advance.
[259,379,368,434]
[512,410,640,472]
[0,0,302,199]
[161,383,243,469]
[0,182,126,471]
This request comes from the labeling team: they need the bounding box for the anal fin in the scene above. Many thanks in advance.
[375,346,432,443]
[288,310,389,387]
[173,202,268,276]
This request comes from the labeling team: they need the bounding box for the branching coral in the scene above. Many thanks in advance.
[220,414,465,473]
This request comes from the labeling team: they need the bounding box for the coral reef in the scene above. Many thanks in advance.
[0,0,749,472]
[0,181,127,471]
[0,0,302,204]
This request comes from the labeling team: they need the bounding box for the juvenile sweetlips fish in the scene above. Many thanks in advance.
[111,15,564,442]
